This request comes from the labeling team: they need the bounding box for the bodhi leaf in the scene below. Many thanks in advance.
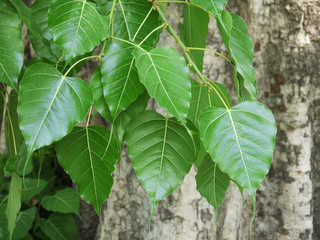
[6,173,21,239]
[21,178,47,201]
[217,11,257,101]
[48,0,109,61]
[38,213,81,240]
[133,47,191,123]
[0,0,23,91]
[41,188,80,216]
[187,79,231,127]
[198,101,277,208]
[101,41,144,119]
[56,126,118,216]
[126,111,196,215]
[91,67,113,122]
[18,62,93,173]
[183,4,209,72]
[190,0,227,18]
[196,154,230,221]
[0,155,3,189]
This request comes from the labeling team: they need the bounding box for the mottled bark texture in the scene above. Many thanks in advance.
[96,1,320,240]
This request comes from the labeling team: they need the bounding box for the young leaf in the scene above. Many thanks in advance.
[190,0,227,18]
[133,47,191,123]
[0,0,24,91]
[6,173,22,239]
[196,154,230,220]
[21,178,47,201]
[187,79,231,127]
[41,188,80,216]
[183,4,209,72]
[56,126,118,216]
[198,101,277,208]
[18,62,93,162]
[217,11,257,101]
[126,111,196,215]
[91,67,113,122]
[101,41,145,119]
[48,0,109,61]
[38,213,81,240]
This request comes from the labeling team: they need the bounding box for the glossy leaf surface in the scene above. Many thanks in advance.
[190,0,227,18]
[0,0,23,91]
[196,154,230,218]
[101,41,144,119]
[198,101,277,204]
[18,62,93,156]
[133,47,191,123]
[126,111,195,214]
[48,0,109,60]
[183,5,209,72]
[41,188,80,216]
[39,213,81,240]
[56,126,118,215]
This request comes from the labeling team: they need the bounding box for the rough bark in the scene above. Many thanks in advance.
[97,1,320,240]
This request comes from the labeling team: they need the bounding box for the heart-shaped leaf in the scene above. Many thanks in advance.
[198,101,277,207]
[190,0,227,18]
[0,0,24,91]
[18,62,93,164]
[126,111,196,215]
[183,4,209,72]
[196,154,230,220]
[48,0,109,61]
[133,47,191,123]
[101,41,144,119]
[41,188,80,216]
[56,126,118,216]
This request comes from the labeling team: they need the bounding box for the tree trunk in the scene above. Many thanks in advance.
[96,1,320,240]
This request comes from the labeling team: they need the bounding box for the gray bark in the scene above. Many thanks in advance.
[96,1,320,240]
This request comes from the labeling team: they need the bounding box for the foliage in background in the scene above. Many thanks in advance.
[0,0,277,239]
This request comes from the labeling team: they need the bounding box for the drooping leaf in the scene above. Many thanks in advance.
[38,213,81,240]
[18,62,93,169]
[48,0,109,61]
[0,0,24,91]
[190,0,227,18]
[101,41,144,119]
[196,154,230,220]
[91,67,112,122]
[198,101,277,207]
[98,0,161,46]
[187,79,231,127]
[0,155,3,189]
[133,47,191,123]
[6,173,21,239]
[126,111,196,215]
[41,188,80,216]
[21,178,47,201]
[56,126,118,216]
[217,11,257,101]
[183,4,209,72]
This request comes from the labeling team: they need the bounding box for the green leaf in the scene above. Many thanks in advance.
[38,213,81,240]
[196,154,230,219]
[198,101,277,207]
[0,0,23,91]
[18,62,93,163]
[56,126,118,216]
[133,47,191,123]
[0,155,3,189]
[48,0,109,61]
[6,173,21,240]
[41,188,80,216]
[126,111,196,215]
[90,67,112,122]
[190,0,227,18]
[187,79,231,127]
[101,41,144,119]
[183,4,209,72]
[21,178,47,201]
[217,11,257,101]
[100,0,161,46]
